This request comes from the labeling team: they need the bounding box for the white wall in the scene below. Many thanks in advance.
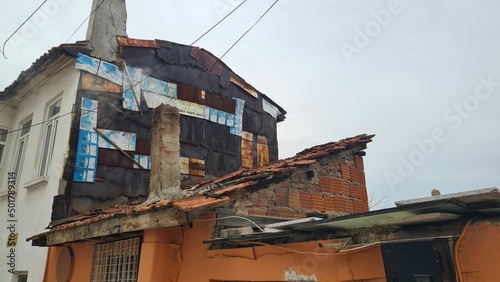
[0,59,80,282]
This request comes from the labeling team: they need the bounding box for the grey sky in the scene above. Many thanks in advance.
[1,0,500,207]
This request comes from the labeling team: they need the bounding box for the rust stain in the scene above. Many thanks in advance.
[257,143,269,167]
[81,72,122,93]
[241,138,253,168]
[189,159,205,177]
[117,36,158,48]
[190,47,223,76]
[230,74,258,98]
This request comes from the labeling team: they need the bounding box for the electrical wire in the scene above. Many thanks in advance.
[65,0,106,43]
[188,0,279,85]
[1,0,265,138]
[191,215,265,232]
[1,0,49,58]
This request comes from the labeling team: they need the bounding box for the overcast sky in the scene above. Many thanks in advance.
[1,0,500,207]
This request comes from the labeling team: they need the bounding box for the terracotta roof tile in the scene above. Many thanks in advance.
[27,133,374,242]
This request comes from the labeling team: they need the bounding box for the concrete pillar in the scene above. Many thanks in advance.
[85,0,127,62]
[148,104,181,202]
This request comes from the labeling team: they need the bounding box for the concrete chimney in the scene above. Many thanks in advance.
[85,0,127,62]
[147,104,182,203]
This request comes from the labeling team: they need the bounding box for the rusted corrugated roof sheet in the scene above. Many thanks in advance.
[27,134,374,243]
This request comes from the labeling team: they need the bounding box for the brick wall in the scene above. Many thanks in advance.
[234,149,369,219]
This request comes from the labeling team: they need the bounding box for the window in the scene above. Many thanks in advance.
[13,120,31,180]
[0,128,7,165]
[17,274,28,282]
[90,237,141,282]
[38,98,61,176]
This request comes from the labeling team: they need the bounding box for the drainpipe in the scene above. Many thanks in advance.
[85,0,127,62]
[147,104,182,203]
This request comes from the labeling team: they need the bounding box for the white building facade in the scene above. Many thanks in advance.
[0,53,80,282]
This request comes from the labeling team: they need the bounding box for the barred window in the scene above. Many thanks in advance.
[90,237,141,282]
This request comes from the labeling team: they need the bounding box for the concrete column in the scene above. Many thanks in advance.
[148,104,181,202]
[85,0,127,62]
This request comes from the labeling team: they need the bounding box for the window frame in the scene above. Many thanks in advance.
[38,98,62,177]
[13,119,32,182]
[90,237,142,282]
[0,127,8,168]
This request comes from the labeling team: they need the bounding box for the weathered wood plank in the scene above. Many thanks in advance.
[46,208,184,245]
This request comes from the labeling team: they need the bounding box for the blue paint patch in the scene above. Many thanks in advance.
[75,53,100,74]
[97,60,123,85]
[97,129,137,151]
[122,79,139,111]
[134,154,151,170]
[209,107,219,123]
[73,130,99,183]
[141,77,177,98]
[217,110,226,125]
[230,98,245,136]
[226,113,235,127]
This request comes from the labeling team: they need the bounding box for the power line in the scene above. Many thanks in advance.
[65,0,106,43]
[0,108,75,139]
[0,1,250,138]
[1,0,49,59]
[188,0,279,85]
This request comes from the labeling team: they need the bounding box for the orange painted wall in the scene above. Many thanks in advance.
[456,220,500,281]
[41,216,500,281]
[176,214,386,281]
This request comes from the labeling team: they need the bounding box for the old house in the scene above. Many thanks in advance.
[29,132,374,281]
[0,0,286,281]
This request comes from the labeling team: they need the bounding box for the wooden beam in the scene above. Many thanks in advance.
[45,207,184,246]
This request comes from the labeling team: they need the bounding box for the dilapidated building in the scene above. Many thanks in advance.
[1,0,287,280]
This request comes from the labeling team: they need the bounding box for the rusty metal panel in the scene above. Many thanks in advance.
[257,143,269,167]
[190,47,223,76]
[97,148,134,168]
[135,139,151,155]
[81,72,122,93]
[189,158,205,176]
[241,131,253,168]
[205,92,236,114]
[177,84,205,105]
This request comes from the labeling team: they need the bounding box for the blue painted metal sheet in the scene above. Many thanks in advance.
[97,129,137,151]
[75,53,100,74]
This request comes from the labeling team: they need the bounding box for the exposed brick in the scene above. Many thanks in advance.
[252,200,270,207]
[362,201,369,212]
[290,182,306,190]
[353,199,363,213]
[289,190,301,209]
[350,167,360,183]
[275,188,288,206]
[324,195,336,212]
[237,200,253,207]
[319,176,331,193]
[333,160,345,165]
[345,199,355,214]
[268,207,281,217]
[258,190,274,199]
[341,164,351,180]
[294,213,307,219]
[248,209,267,216]
[280,207,295,218]
[354,155,364,171]
[350,184,360,199]
[334,196,345,211]
[300,191,313,210]
[332,178,341,194]
[340,180,351,197]
[311,193,325,212]
[359,185,368,201]
[359,171,366,185]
